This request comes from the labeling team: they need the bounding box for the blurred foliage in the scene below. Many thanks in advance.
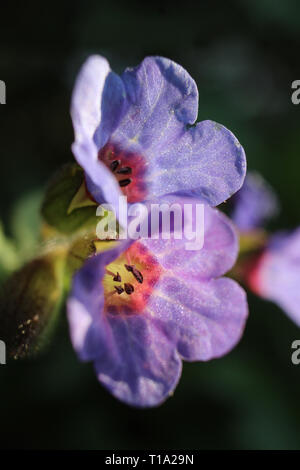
[0,0,300,450]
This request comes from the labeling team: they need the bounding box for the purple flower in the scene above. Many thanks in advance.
[67,197,248,407]
[71,55,246,216]
[231,171,279,232]
[229,171,300,325]
[247,228,300,327]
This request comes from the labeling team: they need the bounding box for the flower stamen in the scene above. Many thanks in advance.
[110,160,120,172]
[116,166,132,175]
[124,283,134,295]
[114,285,124,295]
[119,178,131,187]
[125,264,143,284]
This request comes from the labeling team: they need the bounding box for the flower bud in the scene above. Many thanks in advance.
[0,251,64,359]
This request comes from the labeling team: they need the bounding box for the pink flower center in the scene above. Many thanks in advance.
[103,242,162,315]
[98,142,148,203]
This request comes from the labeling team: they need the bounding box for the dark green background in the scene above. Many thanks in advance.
[0,0,300,449]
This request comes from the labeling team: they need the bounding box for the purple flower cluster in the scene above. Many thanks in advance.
[232,172,300,327]
[68,55,248,406]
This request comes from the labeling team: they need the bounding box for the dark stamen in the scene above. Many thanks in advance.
[125,264,143,284]
[116,166,132,175]
[119,178,131,187]
[131,266,143,284]
[114,286,124,295]
[110,160,120,172]
[113,272,121,282]
[124,283,134,295]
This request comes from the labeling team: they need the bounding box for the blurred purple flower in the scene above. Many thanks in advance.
[247,228,300,327]
[67,197,248,407]
[231,171,279,232]
[71,55,246,216]
[231,172,300,327]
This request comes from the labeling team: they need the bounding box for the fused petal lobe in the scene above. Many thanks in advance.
[145,120,246,206]
[143,199,239,280]
[112,56,199,152]
[94,314,182,407]
[71,55,126,147]
[148,276,248,361]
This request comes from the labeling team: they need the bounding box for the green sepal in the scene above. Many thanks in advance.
[238,229,267,256]
[10,189,43,261]
[0,222,20,282]
[41,163,98,234]
[64,230,120,290]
